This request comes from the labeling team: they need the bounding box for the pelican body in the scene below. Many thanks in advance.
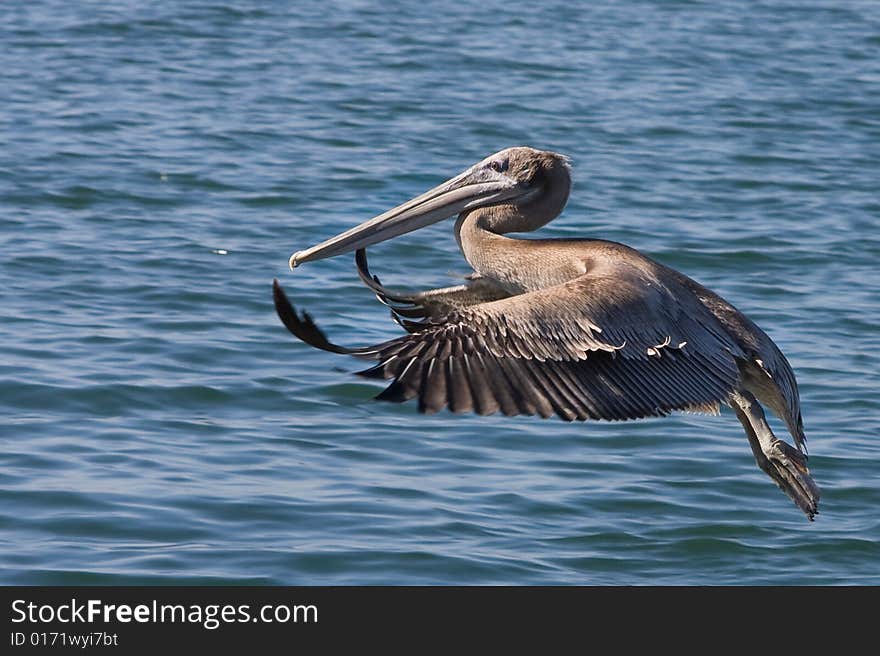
[274,147,820,519]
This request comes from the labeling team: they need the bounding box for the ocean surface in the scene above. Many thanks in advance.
[2,0,878,585]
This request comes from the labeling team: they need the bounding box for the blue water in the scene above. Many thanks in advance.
[2,0,878,585]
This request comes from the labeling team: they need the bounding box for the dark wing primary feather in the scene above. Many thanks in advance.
[274,256,747,422]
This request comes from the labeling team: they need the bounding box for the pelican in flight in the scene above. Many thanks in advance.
[273,147,820,520]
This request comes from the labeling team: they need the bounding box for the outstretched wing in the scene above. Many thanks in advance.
[273,254,746,422]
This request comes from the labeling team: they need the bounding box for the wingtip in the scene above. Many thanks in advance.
[271,278,368,356]
[272,278,287,306]
[272,278,301,336]
[272,278,293,312]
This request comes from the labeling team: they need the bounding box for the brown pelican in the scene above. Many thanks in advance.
[273,146,820,520]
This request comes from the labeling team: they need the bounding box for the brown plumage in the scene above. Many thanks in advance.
[275,146,820,520]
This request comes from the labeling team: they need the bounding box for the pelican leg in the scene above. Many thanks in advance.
[730,390,820,520]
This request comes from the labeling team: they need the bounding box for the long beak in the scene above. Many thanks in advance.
[289,166,527,269]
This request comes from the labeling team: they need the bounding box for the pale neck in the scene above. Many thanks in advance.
[452,165,572,292]
[453,212,564,293]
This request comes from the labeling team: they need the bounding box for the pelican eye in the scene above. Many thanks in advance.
[488,159,508,173]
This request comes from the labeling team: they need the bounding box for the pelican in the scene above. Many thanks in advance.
[273,146,820,520]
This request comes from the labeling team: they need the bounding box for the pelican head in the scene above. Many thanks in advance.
[289,146,571,269]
